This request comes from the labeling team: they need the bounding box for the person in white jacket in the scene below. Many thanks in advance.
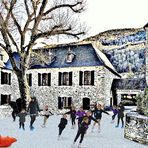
[41,105,53,127]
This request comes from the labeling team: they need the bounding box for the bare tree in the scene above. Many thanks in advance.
[0,0,86,108]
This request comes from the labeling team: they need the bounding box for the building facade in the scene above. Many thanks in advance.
[0,43,119,111]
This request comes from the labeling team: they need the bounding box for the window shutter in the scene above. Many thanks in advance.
[38,73,41,86]
[58,97,62,109]
[29,74,32,86]
[1,71,4,84]
[48,73,51,86]
[91,71,94,85]
[79,71,83,86]
[58,72,61,86]
[68,97,72,107]
[9,73,11,85]
[69,72,72,86]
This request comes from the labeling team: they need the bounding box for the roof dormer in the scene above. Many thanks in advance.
[65,47,75,63]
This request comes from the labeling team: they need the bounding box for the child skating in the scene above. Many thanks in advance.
[17,108,27,130]
[76,106,86,127]
[92,104,109,132]
[58,114,68,140]
[65,105,76,129]
[72,117,89,148]
[116,102,125,128]
[41,105,53,128]
[110,105,118,123]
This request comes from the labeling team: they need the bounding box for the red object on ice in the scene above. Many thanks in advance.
[0,136,17,147]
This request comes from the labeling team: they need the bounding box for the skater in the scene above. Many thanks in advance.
[76,106,86,127]
[27,97,40,130]
[58,114,68,140]
[65,105,76,129]
[7,99,19,122]
[84,111,98,126]
[73,117,89,148]
[110,105,118,123]
[41,105,53,128]
[17,108,27,130]
[116,102,125,128]
[92,104,109,132]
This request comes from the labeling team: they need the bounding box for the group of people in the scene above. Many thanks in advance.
[58,102,125,147]
[8,98,125,148]
[8,97,53,130]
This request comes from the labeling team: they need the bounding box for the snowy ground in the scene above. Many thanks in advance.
[0,112,147,148]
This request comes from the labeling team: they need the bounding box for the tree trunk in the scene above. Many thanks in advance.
[15,70,30,111]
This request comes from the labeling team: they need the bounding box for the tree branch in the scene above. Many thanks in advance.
[3,0,17,24]
[43,1,84,16]
[0,43,6,50]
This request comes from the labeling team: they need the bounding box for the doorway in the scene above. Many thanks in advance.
[83,97,90,110]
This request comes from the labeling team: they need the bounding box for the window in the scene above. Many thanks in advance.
[26,74,32,86]
[58,72,72,86]
[1,71,11,85]
[1,94,11,105]
[58,97,72,109]
[38,73,51,86]
[65,47,75,63]
[65,53,75,63]
[79,71,94,85]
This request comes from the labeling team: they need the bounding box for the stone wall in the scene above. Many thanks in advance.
[0,66,116,112]
[124,111,148,145]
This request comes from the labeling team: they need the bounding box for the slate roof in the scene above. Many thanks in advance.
[31,44,104,68]
[4,43,121,77]
[112,78,146,90]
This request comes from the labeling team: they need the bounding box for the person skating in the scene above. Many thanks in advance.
[27,97,40,130]
[72,117,89,148]
[65,105,76,129]
[41,105,53,128]
[84,111,98,126]
[115,102,125,128]
[76,106,86,127]
[58,114,68,140]
[17,108,27,130]
[92,104,109,132]
[7,99,19,122]
[110,105,118,123]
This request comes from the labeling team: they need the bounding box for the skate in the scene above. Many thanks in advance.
[98,128,101,133]
[41,125,46,128]
[115,125,119,128]
[30,125,34,131]
[71,142,76,148]
[57,135,60,140]
[78,143,82,148]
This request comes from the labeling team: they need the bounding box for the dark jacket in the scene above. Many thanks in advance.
[27,101,40,115]
[118,105,125,117]
[58,118,67,128]
[93,109,109,119]
[9,101,18,113]
[17,112,27,123]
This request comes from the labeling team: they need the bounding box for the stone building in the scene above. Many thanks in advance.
[0,43,120,111]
